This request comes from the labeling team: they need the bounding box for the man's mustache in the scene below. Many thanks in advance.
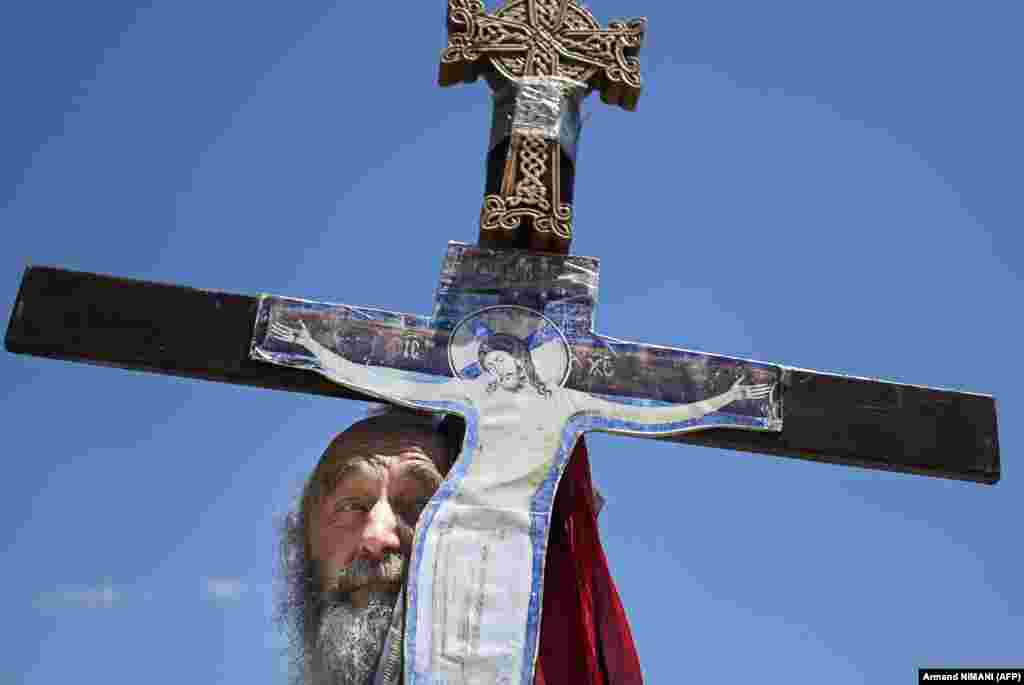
[333,552,406,594]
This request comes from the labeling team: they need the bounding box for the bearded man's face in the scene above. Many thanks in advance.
[282,416,449,685]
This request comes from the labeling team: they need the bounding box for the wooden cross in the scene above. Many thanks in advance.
[3,0,1001,683]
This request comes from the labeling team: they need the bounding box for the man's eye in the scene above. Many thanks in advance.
[395,496,431,521]
[335,500,371,514]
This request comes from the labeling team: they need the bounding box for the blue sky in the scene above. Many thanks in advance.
[2,1,1021,682]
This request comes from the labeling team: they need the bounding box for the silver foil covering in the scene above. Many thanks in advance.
[489,77,587,162]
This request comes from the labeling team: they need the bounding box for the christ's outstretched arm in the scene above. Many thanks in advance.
[570,377,774,432]
[268,320,469,408]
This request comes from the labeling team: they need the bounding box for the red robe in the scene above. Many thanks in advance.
[535,438,644,685]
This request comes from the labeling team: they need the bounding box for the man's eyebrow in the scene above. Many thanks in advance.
[396,460,443,491]
[330,458,380,489]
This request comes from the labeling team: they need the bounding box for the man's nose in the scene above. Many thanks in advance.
[359,500,401,559]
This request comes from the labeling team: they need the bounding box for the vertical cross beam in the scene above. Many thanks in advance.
[440,0,646,253]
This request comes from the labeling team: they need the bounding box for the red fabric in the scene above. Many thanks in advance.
[534,437,644,685]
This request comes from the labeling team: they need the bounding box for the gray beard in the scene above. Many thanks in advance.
[312,590,396,685]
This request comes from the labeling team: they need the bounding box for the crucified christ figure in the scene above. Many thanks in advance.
[269,314,772,684]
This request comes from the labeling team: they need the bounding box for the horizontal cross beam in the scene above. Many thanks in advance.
[6,266,1000,484]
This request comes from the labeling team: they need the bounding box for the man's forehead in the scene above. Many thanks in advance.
[328,440,446,468]
[325,432,447,475]
[315,414,450,486]
[334,449,439,474]
[320,451,443,507]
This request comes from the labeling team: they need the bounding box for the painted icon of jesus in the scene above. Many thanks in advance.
[268,304,772,684]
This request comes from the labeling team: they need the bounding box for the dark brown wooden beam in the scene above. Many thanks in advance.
[5,265,372,403]
[664,368,999,485]
[5,266,1000,484]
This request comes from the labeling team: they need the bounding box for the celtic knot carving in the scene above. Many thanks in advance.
[531,46,555,77]
[501,3,528,23]
[533,0,562,32]
[480,195,572,241]
[439,0,646,250]
[440,0,645,110]
[479,131,571,243]
[510,136,551,210]
[561,4,595,31]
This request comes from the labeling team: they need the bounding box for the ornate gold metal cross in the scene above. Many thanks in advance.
[440,0,646,254]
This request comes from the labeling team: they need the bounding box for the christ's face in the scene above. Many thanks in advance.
[483,350,524,391]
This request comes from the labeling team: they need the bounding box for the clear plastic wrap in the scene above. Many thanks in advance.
[489,77,586,161]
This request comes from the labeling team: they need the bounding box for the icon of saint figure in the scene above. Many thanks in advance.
[269,305,772,684]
